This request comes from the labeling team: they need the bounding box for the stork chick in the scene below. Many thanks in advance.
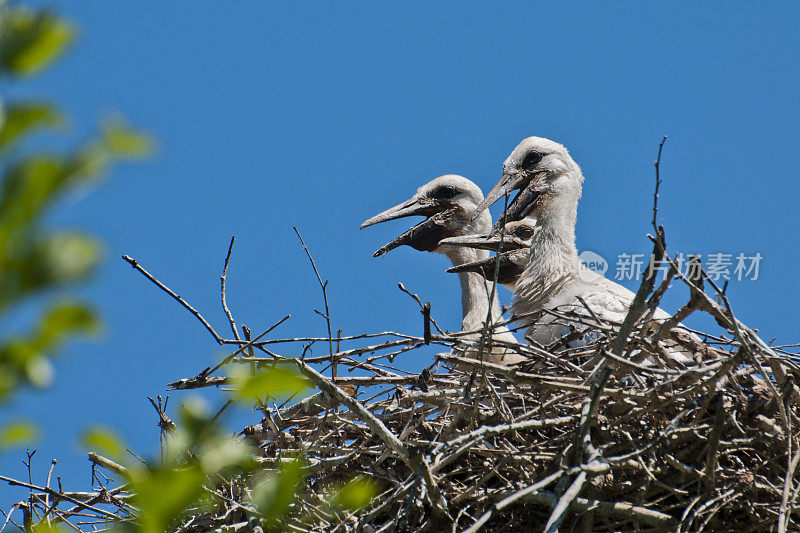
[472,137,698,363]
[440,218,536,291]
[361,175,524,365]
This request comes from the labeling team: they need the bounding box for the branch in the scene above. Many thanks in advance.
[122,254,224,345]
[652,135,667,231]
[294,227,335,379]
[220,235,241,341]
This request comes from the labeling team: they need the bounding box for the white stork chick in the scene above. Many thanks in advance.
[361,175,525,365]
[473,137,698,364]
[439,218,536,292]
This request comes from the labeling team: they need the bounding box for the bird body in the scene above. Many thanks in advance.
[474,138,698,363]
[361,175,525,365]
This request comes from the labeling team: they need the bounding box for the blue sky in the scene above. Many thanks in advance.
[2,1,799,508]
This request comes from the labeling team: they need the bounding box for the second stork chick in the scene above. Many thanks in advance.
[361,175,524,365]
[440,218,536,292]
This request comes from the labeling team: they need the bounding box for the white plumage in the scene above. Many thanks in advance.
[361,175,525,364]
[474,137,698,363]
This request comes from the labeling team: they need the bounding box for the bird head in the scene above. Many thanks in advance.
[444,249,526,288]
[438,218,536,253]
[472,137,583,229]
[361,175,491,257]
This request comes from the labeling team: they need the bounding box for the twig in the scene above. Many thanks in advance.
[0,475,120,520]
[87,453,127,476]
[292,359,411,467]
[544,469,588,533]
[44,459,56,526]
[206,314,291,375]
[652,135,667,231]
[122,254,224,345]
[210,399,235,426]
[147,395,175,463]
[422,303,432,345]
[220,235,241,341]
[779,444,800,532]
[398,283,445,335]
[475,190,509,364]
[242,324,256,376]
[0,506,19,533]
[294,227,335,377]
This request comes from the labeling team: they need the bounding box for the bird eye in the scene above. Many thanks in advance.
[516,227,534,239]
[521,151,543,170]
[432,186,457,200]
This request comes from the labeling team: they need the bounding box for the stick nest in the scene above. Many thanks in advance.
[223,314,799,533]
[8,238,799,533]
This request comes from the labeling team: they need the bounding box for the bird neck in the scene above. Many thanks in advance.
[530,176,582,277]
[441,246,504,332]
[513,179,583,314]
[528,218,580,277]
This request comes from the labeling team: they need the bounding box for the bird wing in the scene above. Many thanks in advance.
[528,275,701,364]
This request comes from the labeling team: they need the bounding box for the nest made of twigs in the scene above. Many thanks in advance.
[11,236,799,533]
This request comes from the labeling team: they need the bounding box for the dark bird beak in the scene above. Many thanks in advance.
[445,252,523,286]
[439,233,529,252]
[472,171,528,219]
[361,197,437,229]
[371,214,449,257]
[491,186,540,233]
[362,194,454,257]
[472,171,542,231]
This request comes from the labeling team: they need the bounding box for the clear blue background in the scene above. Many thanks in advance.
[2,1,799,510]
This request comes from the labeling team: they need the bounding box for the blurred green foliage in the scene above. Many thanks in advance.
[0,0,152,406]
[231,363,310,404]
[0,3,377,529]
[73,370,376,532]
[122,399,255,533]
[0,4,74,77]
[81,425,124,461]
[251,456,306,525]
[0,419,37,450]
[331,476,379,512]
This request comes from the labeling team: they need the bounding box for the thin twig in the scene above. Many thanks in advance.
[652,135,667,231]
[220,235,241,341]
[122,254,224,345]
[294,227,335,377]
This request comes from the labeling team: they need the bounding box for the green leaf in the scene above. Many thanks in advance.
[331,476,377,512]
[4,302,98,358]
[28,232,102,287]
[101,119,154,158]
[0,420,38,450]
[0,102,64,153]
[131,464,205,533]
[0,364,19,401]
[0,235,101,307]
[252,458,305,523]
[0,8,75,77]
[0,117,151,242]
[232,366,310,403]
[30,523,68,533]
[81,426,124,461]
[178,396,211,438]
[0,301,98,400]
[24,354,53,388]
[39,301,100,343]
[0,155,70,233]
[200,435,254,475]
